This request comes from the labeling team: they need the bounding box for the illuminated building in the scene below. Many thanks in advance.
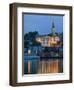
[36,21,61,47]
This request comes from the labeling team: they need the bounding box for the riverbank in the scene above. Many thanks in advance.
[24,55,63,60]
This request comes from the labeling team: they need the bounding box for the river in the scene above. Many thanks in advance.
[24,58,63,74]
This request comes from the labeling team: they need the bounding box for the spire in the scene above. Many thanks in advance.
[52,21,55,28]
[51,20,56,36]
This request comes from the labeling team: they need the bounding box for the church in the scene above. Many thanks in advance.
[36,21,61,47]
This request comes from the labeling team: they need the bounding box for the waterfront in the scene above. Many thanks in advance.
[24,58,63,74]
[24,15,63,75]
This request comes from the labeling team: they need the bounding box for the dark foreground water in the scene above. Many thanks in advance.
[24,58,63,74]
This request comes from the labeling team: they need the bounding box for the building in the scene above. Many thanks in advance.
[36,21,61,47]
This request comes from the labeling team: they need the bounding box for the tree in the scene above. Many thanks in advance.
[24,31,40,47]
[32,40,41,46]
[24,41,29,48]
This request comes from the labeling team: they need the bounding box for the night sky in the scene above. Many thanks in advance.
[24,14,63,35]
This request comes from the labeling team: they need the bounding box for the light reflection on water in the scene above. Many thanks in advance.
[24,58,63,74]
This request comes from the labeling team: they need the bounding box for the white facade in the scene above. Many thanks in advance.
[36,36,60,47]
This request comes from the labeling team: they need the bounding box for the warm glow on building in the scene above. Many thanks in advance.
[36,36,60,47]
[36,37,41,42]
[36,21,61,47]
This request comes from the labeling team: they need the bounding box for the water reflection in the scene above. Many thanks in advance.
[24,58,63,74]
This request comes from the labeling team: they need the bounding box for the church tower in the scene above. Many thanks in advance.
[51,21,56,36]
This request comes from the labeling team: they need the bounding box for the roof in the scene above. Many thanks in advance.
[36,34,59,38]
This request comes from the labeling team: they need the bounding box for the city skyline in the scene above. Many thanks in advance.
[24,14,63,35]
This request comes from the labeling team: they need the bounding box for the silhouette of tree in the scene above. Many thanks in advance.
[24,31,41,47]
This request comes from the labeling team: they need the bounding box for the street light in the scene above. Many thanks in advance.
[28,49,31,55]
